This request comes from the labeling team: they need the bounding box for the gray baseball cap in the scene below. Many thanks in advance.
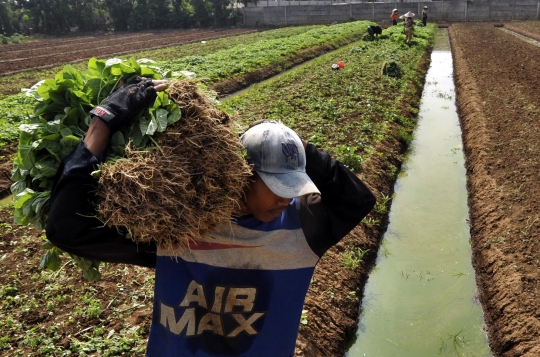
[240,121,320,198]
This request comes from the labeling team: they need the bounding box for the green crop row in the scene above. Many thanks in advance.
[223,24,436,170]
[121,25,325,62]
[0,24,362,151]
[160,21,369,82]
[0,25,323,101]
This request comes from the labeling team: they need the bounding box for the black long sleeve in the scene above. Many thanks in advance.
[46,142,157,268]
[300,143,376,257]
[46,142,374,266]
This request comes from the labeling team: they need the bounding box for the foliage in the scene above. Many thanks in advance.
[224,22,435,166]
[0,22,437,356]
[341,247,369,270]
[337,145,362,171]
[0,93,36,150]
[384,60,402,78]
[161,22,368,82]
[0,25,324,100]
[1,0,237,35]
[0,33,28,45]
[0,211,154,355]
[10,57,183,279]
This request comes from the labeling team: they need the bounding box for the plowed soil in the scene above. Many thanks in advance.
[504,21,540,43]
[450,23,540,357]
[3,22,540,357]
[0,28,256,76]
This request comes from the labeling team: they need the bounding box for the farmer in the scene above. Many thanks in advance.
[391,9,399,26]
[367,25,383,40]
[46,78,376,356]
[403,11,415,44]
[422,6,428,26]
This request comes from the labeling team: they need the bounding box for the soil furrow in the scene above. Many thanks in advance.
[450,23,540,357]
[0,29,244,60]
[0,29,257,76]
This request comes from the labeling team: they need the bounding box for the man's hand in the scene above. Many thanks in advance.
[85,78,169,156]
[89,77,168,132]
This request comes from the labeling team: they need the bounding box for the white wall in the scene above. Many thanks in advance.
[243,0,540,26]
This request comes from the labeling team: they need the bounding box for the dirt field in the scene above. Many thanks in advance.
[0,28,256,76]
[504,21,540,42]
[0,27,430,356]
[450,23,540,357]
[2,22,540,356]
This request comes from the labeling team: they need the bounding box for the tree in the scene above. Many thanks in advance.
[170,0,195,28]
[191,0,212,27]
[210,0,233,26]
[104,0,134,31]
[0,1,13,34]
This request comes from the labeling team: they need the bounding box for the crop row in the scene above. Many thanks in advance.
[0,23,366,150]
[0,25,323,99]
[160,22,369,82]
[223,24,434,355]
[0,30,202,54]
[0,22,436,356]
[225,24,433,174]
[0,28,257,76]
[0,28,260,61]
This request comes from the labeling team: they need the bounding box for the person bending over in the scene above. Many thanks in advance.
[367,25,383,40]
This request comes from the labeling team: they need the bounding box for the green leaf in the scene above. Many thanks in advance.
[49,91,69,106]
[46,119,62,134]
[139,117,151,136]
[59,135,81,158]
[167,106,181,124]
[141,66,158,78]
[60,126,73,138]
[31,195,49,215]
[10,180,27,195]
[39,250,62,271]
[36,79,58,100]
[17,145,36,170]
[83,267,102,281]
[35,159,59,178]
[146,118,158,136]
[41,241,55,250]
[84,78,106,102]
[156,109,168,132]
[129,120,144,148]
[88,57,108,78]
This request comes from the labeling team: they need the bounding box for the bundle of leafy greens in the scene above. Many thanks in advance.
[11,58,183,279]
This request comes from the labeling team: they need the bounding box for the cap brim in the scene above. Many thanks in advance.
[257,171,320,199]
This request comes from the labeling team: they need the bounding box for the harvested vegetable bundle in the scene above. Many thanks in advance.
[96,80,252,251]
[12,58,250,277]
[11,58,180,230]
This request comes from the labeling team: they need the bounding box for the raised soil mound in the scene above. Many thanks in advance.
[450,23,540,357]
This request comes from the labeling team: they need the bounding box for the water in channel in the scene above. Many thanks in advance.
[345,29,492,357]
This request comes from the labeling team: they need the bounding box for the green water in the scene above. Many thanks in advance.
[345,30,492,357]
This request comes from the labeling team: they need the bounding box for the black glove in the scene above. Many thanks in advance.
[89,76,157,132]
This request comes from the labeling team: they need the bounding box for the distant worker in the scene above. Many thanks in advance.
[422,6,428,26]
[391,9,399,26]
[367,25,382,40]
[403,11,415,45]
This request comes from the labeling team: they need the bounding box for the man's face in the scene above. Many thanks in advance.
[242,173,293,222]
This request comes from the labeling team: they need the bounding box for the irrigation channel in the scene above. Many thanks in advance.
[345,29,492,357]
